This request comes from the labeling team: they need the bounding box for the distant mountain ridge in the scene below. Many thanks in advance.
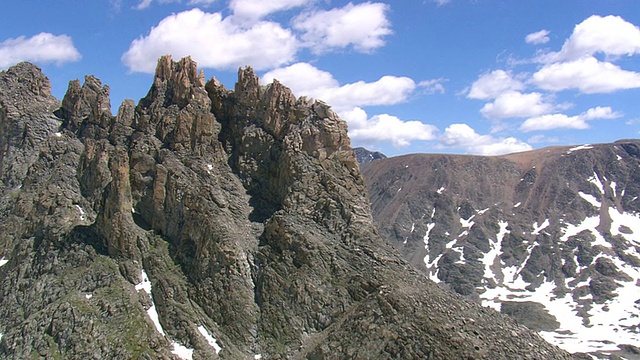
[353,147,387,165]
[361,141,640,359]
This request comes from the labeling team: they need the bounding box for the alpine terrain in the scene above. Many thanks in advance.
[0,57,574,359]
[361,143,640,359]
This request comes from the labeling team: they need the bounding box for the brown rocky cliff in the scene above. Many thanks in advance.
[0,57,574,359]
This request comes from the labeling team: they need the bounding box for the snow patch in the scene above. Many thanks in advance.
[135,270,196,358]
[588,173,605,194]
[477,208,490,215]
[54,132,62,137]
[85,293,93,299]
[578,192,601,208]
[0,257,8,267]
[460,215,475,229]
[171,342,194,360]
[198,325,222,354]
[560,216,610,248]
[436,186,445,194]
[75,204,86,221]
[531,219,550,235]
[610,181,617,197]
[135,270,165,335]
[609,208,640,246]
[514,202,521,208]
[567,144,593,153]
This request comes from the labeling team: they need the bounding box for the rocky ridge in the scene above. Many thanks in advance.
[361,144,640,359]
[0,57,572,359]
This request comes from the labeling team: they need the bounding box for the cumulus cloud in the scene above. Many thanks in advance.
[480,91,554,119]
[262,63,434,147]
[549,15,640,61]
[418,78,446,94]
[0,33,81,69]
[520,106,622,132]
[341,107,437,147]
[467,70,524,100]
[122,9,297,73]
[532,56,640,93]
[230,0,311,21]
[525,29,550,45]
[293,2,392,53]
[262,62,416,112]
[529,15,640,94]
[440,123,532,155]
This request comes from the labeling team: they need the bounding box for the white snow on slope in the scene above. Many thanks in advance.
[531,219,550,235]
[609,207,640,245]
[0,257,8,267]
[578,192,601,208]
[198,325,222,354]
[567,144,593,153]
[477,202,640,355]
[135,270,165,335]
[560,216,610,248]
[588,173,604,194]
[480,221,509,282]
[75,204,86,221]
[135,269,195,359]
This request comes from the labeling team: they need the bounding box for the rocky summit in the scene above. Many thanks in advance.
[0,56,572,359]
[361,143,640,359]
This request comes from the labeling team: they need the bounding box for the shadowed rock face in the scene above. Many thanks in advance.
[361,144,640,358]
[0,57,572,359]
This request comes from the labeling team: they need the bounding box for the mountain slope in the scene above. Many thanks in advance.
[0,57,572,359]
[361,143,640,358]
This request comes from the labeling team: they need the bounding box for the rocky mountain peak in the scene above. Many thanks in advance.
[150,55,206,107]
[0,57,573,359]
[57,75,112,136]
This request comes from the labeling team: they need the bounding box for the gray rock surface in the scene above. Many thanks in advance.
[0,57,573,359]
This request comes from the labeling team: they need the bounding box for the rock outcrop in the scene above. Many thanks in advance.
[0,57,573,359]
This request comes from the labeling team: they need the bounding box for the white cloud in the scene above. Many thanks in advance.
[440,123,532,155]
[467,70,524,100]
[135,0,214,10]
[551,15,640,61]
[0,33,81,69]
[135,0,153,9]
[230,0,311,21]
[262,62,416,112]
[188,0,217,6]
[342,108,437,147]
[418,78,446,94]
[480,91,554,119]
[261,64,433,147]
[532,56,640,93]
[293,2,392,53]
[520,106,621,132]
[525,29,550,45]
[122,9,298,73]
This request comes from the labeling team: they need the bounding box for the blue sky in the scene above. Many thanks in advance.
[2,0,640,157]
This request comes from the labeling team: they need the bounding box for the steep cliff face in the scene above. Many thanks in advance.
[0,57,572,359]
[361,144,640,358]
